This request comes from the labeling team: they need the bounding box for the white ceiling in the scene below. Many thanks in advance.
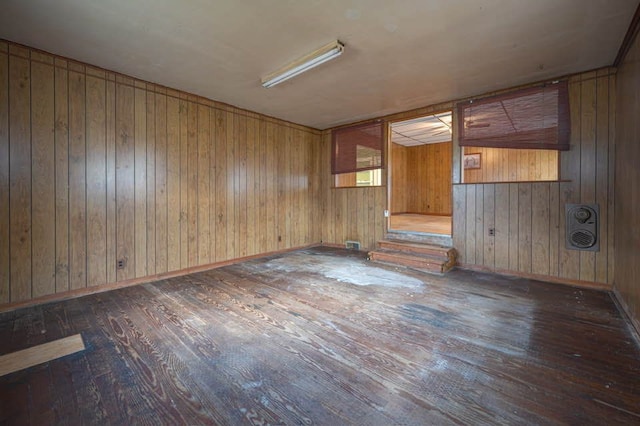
[0,1,637,130]
[392,112,453,147]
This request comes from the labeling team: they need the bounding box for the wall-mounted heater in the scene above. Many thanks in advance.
[565,204,599,251]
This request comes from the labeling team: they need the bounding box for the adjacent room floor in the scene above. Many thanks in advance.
[1,247,639,425]
[389,213,452,235]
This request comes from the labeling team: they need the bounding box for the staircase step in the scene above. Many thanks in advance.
[378,240,454,259]
[368,249,447,274]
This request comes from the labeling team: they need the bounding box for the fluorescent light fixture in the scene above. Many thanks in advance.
[261,40,344,88]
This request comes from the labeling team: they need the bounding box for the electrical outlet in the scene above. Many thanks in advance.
[488,228,495,236]
[117,258,126,270]
[384,210,389,217]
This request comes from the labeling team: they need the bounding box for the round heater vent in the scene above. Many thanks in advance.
[570,229,596,248]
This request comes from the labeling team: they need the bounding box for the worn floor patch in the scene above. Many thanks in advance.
[262,253,424,288]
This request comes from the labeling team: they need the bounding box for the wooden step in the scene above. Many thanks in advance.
[368,240,458,274]
[378,240,454,259]
[368,249,446,274]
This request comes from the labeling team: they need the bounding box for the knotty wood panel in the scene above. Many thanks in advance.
[453,70,616,286]
[614,30,640,330]
[463,147,558,183]
[0,41,322,308]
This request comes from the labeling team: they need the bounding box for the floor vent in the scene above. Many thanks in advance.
[345,240,361,250]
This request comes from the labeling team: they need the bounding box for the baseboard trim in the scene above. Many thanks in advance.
[0,243,321,314]
[611,287,640,345]
[456,263,612,292]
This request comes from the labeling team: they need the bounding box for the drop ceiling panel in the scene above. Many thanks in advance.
[392,112,452,146]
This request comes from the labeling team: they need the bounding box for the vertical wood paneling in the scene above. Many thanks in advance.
[607,74,616,285]
[105,75,117,285]
[145,88,156,275]
[390,143,407,213]
[68,69,87,290]
[474,185,484,265]
[197,104,210,264]
[517,184,532,273]
[134,87,147,278]
[615,31,639,328]
[85,75,107,287]
[548,184,560,277]
[115,80,135,281]
[9,53,32,301]
[225,110,236,257]
[214,108,227,261]
[494,184,509,270]
[579,73,597,282]
[30,61,56,297]
[166,96,181,272]
[0,48,8,303]
[401,141,452,214]
[483,184,495,268]
[595,71,609,284]
[508,184,519,271]
[559,76,582,279]
[463,146,558,183]
[465,185,476,264]
[186,99,198,266]
[54,61,70,293]
[179,98,188,268]
[154,91,168,273]
[236,113,247,257]
[452,70,615,287]
[531,183,550,276]
[1,42,322,308]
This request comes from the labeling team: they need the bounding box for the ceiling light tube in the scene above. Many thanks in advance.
[261,40,344,88]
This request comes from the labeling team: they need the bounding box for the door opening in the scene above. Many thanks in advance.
[388,111,453,236]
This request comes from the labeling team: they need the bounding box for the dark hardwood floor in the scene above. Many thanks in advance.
[1,247,639,425]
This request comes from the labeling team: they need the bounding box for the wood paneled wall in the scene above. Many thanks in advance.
[453,70,615,286]
[0,41,322,306]
[320,132,386,250]
[405,142,452,215]
[614,30,640,330]
[390,143,407,213]
[391,142,452,215]
[463,147,558,183]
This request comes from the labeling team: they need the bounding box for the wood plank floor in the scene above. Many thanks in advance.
[390,214,452,235]
[0,247,639,425]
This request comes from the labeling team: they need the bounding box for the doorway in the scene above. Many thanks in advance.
[388,112,453,236]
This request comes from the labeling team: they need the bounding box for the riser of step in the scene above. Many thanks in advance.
[378,240,454,258]
[369,251,445,273]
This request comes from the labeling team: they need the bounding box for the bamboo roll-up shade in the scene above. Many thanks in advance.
[458,81,570,150]
[331,121,384,175]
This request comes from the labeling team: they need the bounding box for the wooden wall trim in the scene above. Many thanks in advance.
[456,263,613,292]
[614,3,640,67]
[0,244,321,314]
